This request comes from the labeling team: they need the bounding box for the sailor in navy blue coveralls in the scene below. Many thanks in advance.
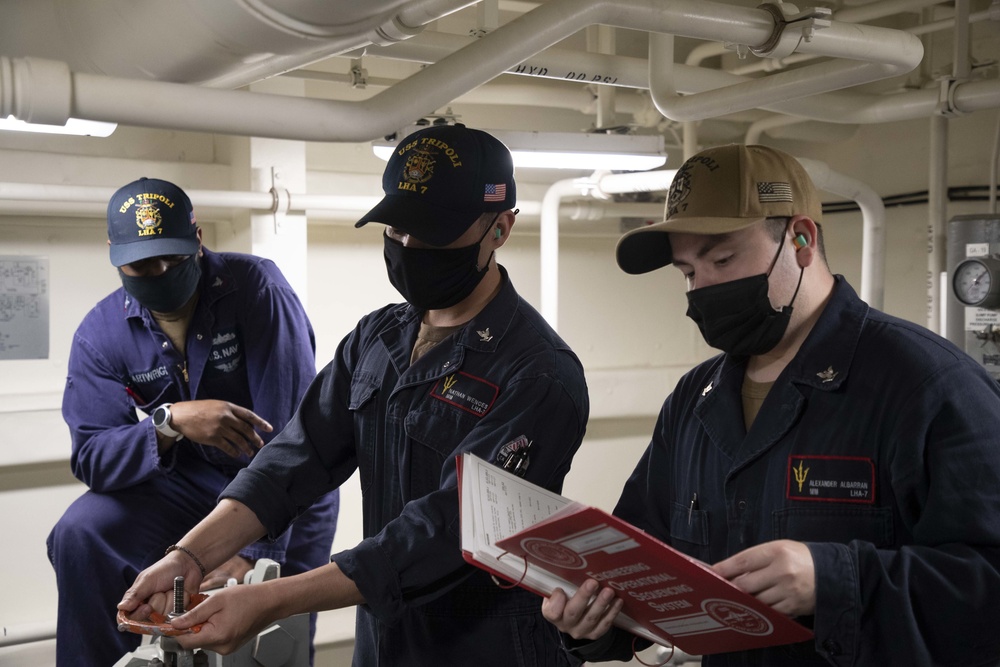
[48,247,339,666]
[547,144,1000,667]
[224,265,589,665]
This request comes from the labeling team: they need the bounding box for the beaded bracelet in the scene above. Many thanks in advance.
[165,544,207,578]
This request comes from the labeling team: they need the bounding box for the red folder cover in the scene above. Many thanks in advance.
[457,452,813,655]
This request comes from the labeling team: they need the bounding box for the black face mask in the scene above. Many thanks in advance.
[383,222,494,310]
[684,236,803,357]
[118,254,202,313]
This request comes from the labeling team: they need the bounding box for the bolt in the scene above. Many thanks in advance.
[167,576,185,619]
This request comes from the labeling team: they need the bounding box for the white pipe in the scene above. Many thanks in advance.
[929,115,948,333]
[540,169,676,328]
[0,181,670,227]
[832,0,946,24]
[358,8,998,128]
[187,0,478,90]
[540,177,596,327]
[744,115,809,144]
[648,17,924,123]
[991,111,1000,214]
[798,158,887,309]
[682,0,945,69]
[0,0,928,141]
[594,170,677,195]
[360,31,652,89]
[0,621,57,648]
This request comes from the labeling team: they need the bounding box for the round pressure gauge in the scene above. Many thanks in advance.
[953,257,1000,308]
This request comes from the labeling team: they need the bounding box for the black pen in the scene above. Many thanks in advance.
[688,492,698,526]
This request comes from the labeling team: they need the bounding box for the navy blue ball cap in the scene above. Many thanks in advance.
[107,177,198,267]
[356,124,516,247]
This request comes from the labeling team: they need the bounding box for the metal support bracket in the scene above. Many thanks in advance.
[935,77,969,117]
[350,58,367,89]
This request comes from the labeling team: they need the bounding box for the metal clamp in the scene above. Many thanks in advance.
[935,76,968,118]
[749,3,832,59]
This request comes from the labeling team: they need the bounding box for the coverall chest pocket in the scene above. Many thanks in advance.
[404,409,472,499]
[772,506,894,547]
[348,373,381,494]
[669,500,712,563]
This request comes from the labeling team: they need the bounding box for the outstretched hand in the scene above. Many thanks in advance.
[168,399,273,457]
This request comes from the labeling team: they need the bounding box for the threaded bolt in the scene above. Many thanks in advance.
[168,576,185,619]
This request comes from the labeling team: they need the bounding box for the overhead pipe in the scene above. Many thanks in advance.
[364,15,998,128]
[0,181,666,226]
[744,115,809,143]
[198,0,481,89]
[0,0,930,142]
[359,30,653,89]
[648,13,924,123]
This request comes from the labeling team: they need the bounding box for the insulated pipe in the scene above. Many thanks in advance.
[648,19,924,122]
[540,169,676,328]
[0,181,667,225]
[359,31,653,89]
[798,158,887,309]
[0,621,56,648]
[0,0,927,141]
[540,177,595,327]
[928,115,949,333]
[744,115,809,144]
[991,112,1000,214]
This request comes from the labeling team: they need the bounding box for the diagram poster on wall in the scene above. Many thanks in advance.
[0,255,49,360]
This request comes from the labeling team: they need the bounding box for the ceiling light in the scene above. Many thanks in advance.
[0,116,117,137]
[373,129,667,172]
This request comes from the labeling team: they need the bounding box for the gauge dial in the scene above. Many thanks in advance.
[953,257,1000,308]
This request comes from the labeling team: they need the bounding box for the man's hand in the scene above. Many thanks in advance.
[168,583,277,654]
[541,579,623,641]
[201,555,255,591]
[168,400,273,457]
[118,549,206,622]
[712,539,816,617]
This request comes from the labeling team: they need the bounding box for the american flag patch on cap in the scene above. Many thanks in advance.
[484,183,506,202]
[757,182,793,203]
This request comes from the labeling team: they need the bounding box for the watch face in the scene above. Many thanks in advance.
[954,259,993,306]
[152,406,169,427]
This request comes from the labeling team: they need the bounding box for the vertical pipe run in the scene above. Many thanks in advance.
[928,114,949,333]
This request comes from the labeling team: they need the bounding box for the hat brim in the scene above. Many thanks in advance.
[355,194,482,247]
[109,237,200,267]
[615,215,766,275]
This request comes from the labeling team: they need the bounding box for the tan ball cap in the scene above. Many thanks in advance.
[616,144,822,274]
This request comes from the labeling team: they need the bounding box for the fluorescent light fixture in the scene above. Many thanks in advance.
[0,115,117,137]
[373,129,667,171]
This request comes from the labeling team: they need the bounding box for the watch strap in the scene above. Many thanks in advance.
[153,403,182,438]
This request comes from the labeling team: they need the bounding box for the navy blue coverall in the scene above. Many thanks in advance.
[569,277,1000,666]
[48,249,339,667]
[223,267,590,666]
